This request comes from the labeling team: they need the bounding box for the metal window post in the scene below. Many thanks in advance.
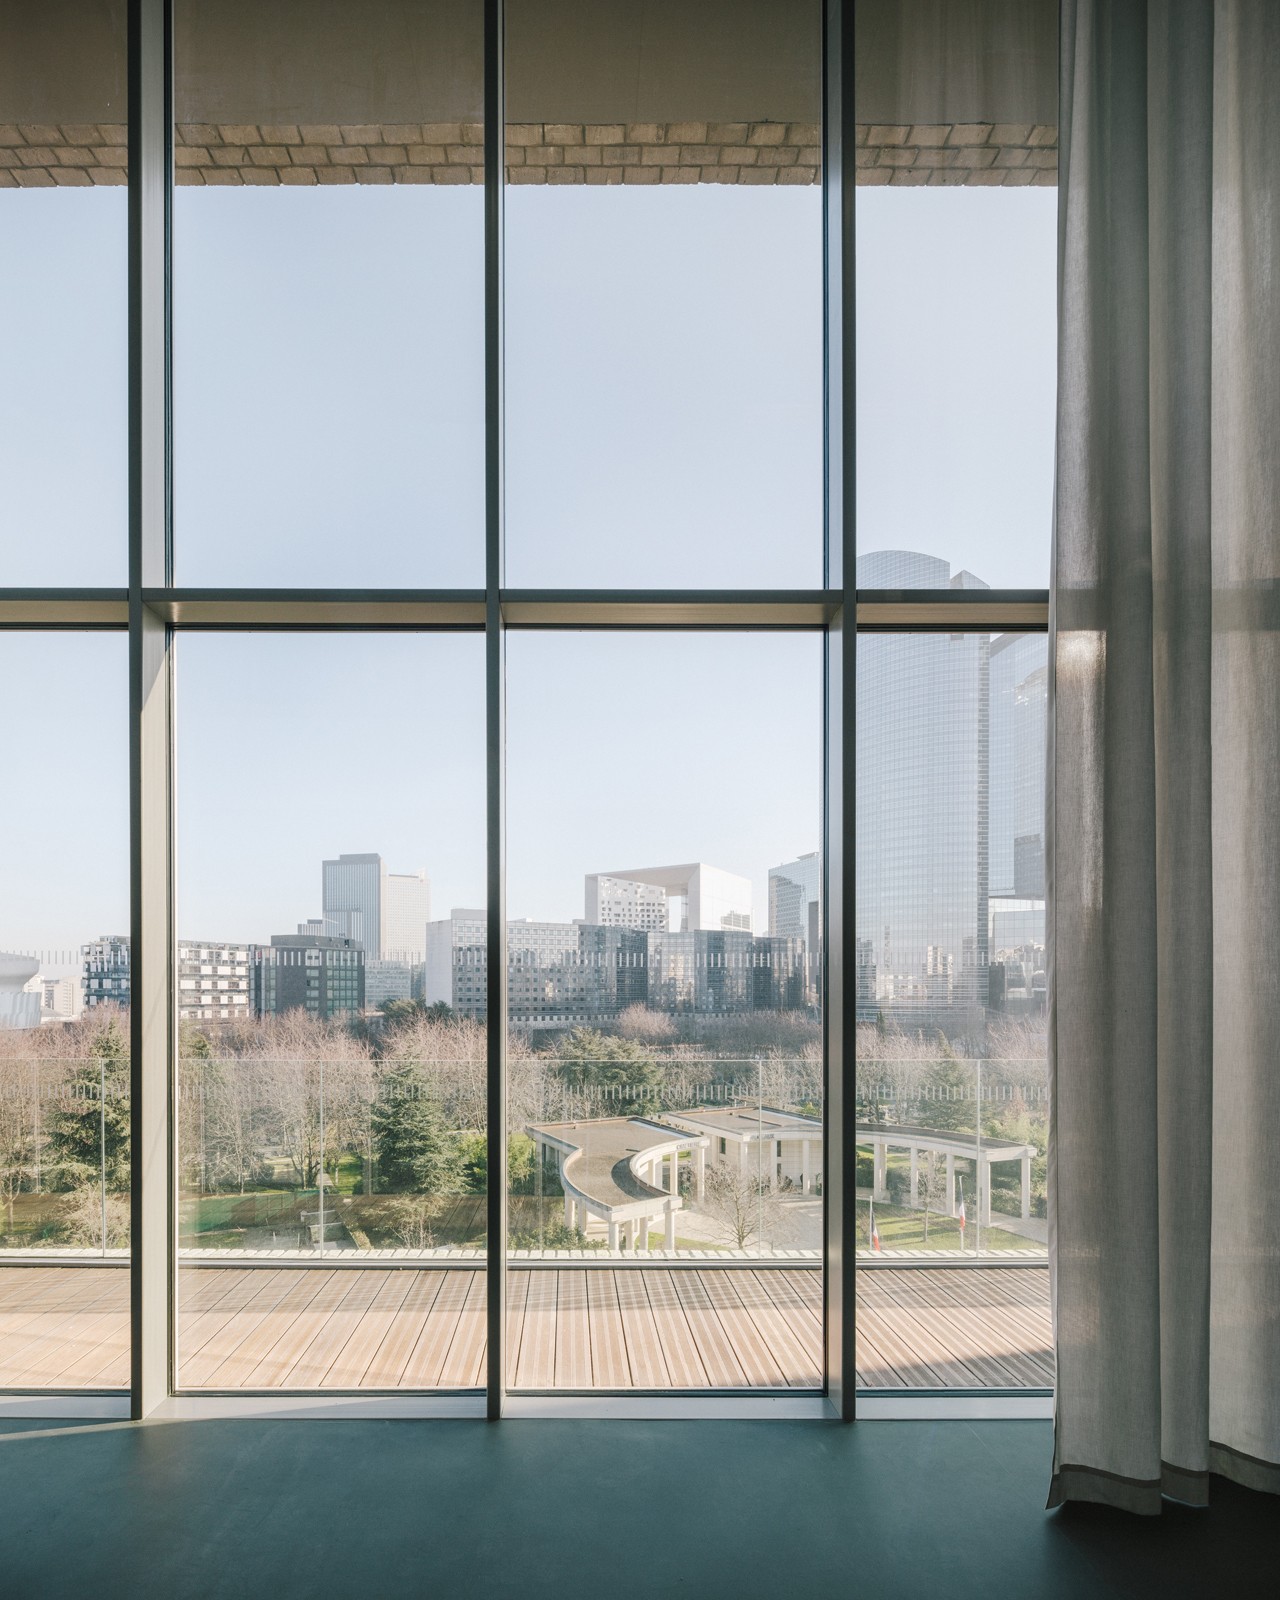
[484,0,508,1421]
[128,0,175,1419]
[823,0,856,1422]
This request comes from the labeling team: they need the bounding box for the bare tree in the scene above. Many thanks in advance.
[916,1149,948,1243]
[612,1004,676,1044]
[699,1160,788,1250]
[383,1193,443,1250]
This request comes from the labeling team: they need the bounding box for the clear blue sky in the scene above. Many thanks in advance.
[0,182,1054,963]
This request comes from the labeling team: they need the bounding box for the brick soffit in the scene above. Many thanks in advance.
[1,122,1058,188]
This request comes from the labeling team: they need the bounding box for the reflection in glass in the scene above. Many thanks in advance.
[854,623,1050,1391]
[503,632,824,1390]
[175,634,486,1391]
[0,633,129,1389]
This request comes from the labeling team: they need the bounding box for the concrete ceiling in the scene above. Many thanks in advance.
[0,0,1056,188]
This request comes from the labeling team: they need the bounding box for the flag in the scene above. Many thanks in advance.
[869,1199,881,1253]
[957,1176,967,1240]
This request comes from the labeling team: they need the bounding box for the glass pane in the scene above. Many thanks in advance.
[504,632,823,1391]
[853,9,1057,589]
[0,3,127,584]
[175,634,486,1392]
[855,629,1049,1392]
[173,1,484,586]
[504,0,823,589]
[0,632,129,1391]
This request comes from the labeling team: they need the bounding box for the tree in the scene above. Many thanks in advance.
[457,1130,535,1195]
[372,1061,463,1196]
[552,1028,665,1115]
[612,1004,676,1044]
[916,1149,948,1243]
[918,1035,976,1133]
[44,1017,130,1192]
[0,1039,37,1234]
[379,997,455,1027]
[58,1185,130,1249]
[383,1193,443,1250]
[699,1160,787,1250]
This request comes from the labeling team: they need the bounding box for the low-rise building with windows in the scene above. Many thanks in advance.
[82,935,131,1011]
[177,941,253,1023]
[252,934,365,1021]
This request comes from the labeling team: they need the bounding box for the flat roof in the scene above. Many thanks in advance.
[674,1106,820,1138]
[855,1122,1036,1157]
[528,1117,705,1214]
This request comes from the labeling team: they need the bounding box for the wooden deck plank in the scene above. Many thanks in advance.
[0,1263,1052,1394]
[177,1270,294,1370]
[0,1308,128,1387]
[438,1271,487,1389]
[693,1271,786,1387]
[513,1269,558,1389]
[638,1272,706,1389]
[554,1270,591,1388]
[317,1271,421,1389]
[614,1271,673,1389]
[197,1271,333,1389]
[735,1270,822,1387]
[179,1271,316,1388]
[667,1272,750,1389]
[586,1271,631,1389]
[398,1270,472,1389]
[359,1271,450,1388]
[276,1271,397,1389]
[862,1270,1052,1388]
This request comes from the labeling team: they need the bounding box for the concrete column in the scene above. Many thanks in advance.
[738,1138,748,1174]
[564,1193,574,1229]
[909,1147,919,1209]
[946,1152,956,1216]
[1020,1154,1031,1220]
[624,1219,637,1250]
[979,1158,992,1226]
[801,1139,812,1195]
[608,1219,619,1250]
[668,1153,679,1194]
[664,1204,677,1250]
[873,1140,887,1202]
[695,1143,706,1201]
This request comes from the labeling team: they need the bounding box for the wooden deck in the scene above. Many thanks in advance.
[0,1263,1052,1392]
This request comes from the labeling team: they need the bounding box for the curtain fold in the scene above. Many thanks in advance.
[1049,0,1280,1514]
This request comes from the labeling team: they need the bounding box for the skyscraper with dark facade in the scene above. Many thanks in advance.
[855,552,990,1025]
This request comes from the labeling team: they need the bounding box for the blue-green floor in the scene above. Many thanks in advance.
[0,1418,1270,1598]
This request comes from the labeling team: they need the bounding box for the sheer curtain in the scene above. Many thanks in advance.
[1049,0,1280,1512]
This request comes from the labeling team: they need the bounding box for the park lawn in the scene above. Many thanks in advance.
[334,1152,363,1195]
[857,1200,1035,1252]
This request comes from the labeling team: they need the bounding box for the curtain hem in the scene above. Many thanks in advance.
[1210,1442,1280,1498]
[1046,1465,1164,1516]
[1049,1451,1280,1512]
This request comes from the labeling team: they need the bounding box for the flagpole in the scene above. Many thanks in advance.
[975,1055,982,1257]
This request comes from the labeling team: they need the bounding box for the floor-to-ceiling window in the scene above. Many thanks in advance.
[852,1,1056,1394]
[0,0,1055,1417]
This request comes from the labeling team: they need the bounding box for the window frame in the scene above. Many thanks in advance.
[0,0,1049,1422]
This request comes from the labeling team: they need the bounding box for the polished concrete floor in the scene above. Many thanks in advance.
[0,1418,1270,1599]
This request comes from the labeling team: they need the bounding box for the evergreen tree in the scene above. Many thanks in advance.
[920,1033,977,1133]
[372,1062,463,1196]
[46,1019,131,1191]
[457,1130,535,1195]
[553,1028,665,1115]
